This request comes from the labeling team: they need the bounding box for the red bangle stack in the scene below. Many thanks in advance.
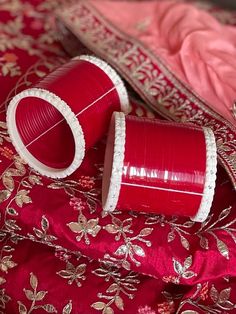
[102,112,217,222]
[7,56,129,178]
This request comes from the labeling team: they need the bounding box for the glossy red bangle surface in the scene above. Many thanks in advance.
[102,112,217,222]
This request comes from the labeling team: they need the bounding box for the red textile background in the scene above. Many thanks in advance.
[0,1,236,313]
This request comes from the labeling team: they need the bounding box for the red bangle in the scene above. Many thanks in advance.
[102,112,217,222]
[7,56,129,178]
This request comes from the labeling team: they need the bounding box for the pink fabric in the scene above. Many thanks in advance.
[91,0,236,125]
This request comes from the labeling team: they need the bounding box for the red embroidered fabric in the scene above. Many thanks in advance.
[0,1,236,314]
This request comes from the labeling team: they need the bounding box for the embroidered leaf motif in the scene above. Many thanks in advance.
[1,245,13,252]
[180,235,190,250]
[139,228,153,237]
[182,271,196,279]
[24,289,34,301]
[62,301,72,314]
[219,207,231,220]
[106,283,118,293]
[30,216,57,244]
[91,302,106,310]
[115,245,127,256]
[216,239,229,260]
[103,307,114,314]
[104,224,118,234]
[219,288,231,304]
[173,259,183,275]
[15,190,32,207]
[34,228,45,239]
[18,301,27,314]
[0,190,11,203]
[93,265,139,312]
[168,231,175,243]
[30,273,38,290]
[28,175,42,186]
[184,256,192,269]
[2,176,14,191]
[199,236,209,250]
[68,222,82,233]
[5,219,21,231]
[0,255,17,273]
[6,207,18,216]
[47,182,64,189]
[35,291,47,301]
[122,260,131,271]
[210,285,219,303]
[183,221,195,228]
[57,262,86,287]
[41,216,49,232]
[18,273,58,313]
[115,296,124,311]
[132,245,145,257]
[87,219,101,233]
[68,215,101,245]
[42,304,57,313]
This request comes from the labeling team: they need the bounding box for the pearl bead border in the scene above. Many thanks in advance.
[191,127,217,222]
[102,112,126,212]
[75,55,130,114]
[7,87,85,179]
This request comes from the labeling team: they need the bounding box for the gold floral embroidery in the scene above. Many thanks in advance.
[145,206,236,260]
[68,213,101,245]
[145,215,194,251]
[48,177,99,213]
[67,194,101,245]
[177,282,236,313]
[57,261,87,287]
[91,263,140,314]
[61,301,72,314]
[0,228,19,313]
[103,214,153,270]
[163,256,196,284]
[0,159,43,233]
[18,273,57,314]
[0,255,16,273]
[0,288,11,313]
[195,206,236,260]
[28,216,58,245]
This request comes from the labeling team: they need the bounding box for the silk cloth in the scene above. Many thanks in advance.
[0,0,236,313]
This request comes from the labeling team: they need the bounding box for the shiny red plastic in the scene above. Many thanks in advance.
[110,115,209,218]
[15,58,123,169]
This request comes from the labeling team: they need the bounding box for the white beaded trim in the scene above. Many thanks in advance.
[103,112,126,212]
[74,55,130,114]
[6,87,85,179]
[191,127,217,222]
